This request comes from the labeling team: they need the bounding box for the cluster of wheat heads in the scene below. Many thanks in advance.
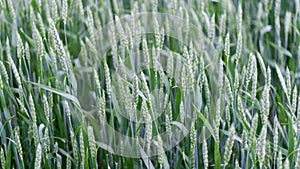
[0,0,299,168]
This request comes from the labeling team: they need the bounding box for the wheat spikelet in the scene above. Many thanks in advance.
[237,3,242,33]
[190,122,196,169]
[157,137,163,167]
[87,126,96,159]
[223,124,235,166]
[261,85,270,125]
[0,146,5,169]
[79,129,85,168]
[145,116,152,151]
[295,149,300,169]
[104,62,112,99]
[219,13,227,37]
[255,52,267,78]
[0,61,8,84]
[208,14,215,39]
[36,13,46,40]
[87,7,95,46]
[275,65,288,95]
[251,55,257,104]
[14,127,24,163]
[34,144,42,169]
[245,53,254,87]
[284,158,290,169]
[277,150,283,168]
[25,42,31,68]
[29,93,38,146]
[202,130,208,169]
[44,127,50,153]
[62,0,68,25]
[224,33,230,62]
[6,39,21,86]
[235,31,243,65]
[286,67,291,98]
[6,0,15,21]
[284,11,292,38]
[292,86,298,115]
[48,18,68,71]
[273,116,279,153]
[249,113,258,145]
[32,23,45,59]
[51,0,58,21]
[257,124,267,168]
[225,76,233,105]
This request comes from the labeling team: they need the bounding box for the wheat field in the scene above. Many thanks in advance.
[0,0,299,168]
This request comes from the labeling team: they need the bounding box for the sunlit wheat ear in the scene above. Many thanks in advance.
[79,129,85,168]
[64,101,71,127]
[48,18,68,71]
[284,11,292,37]
[234,67,240,94]
[223,124,235,166]
[225,76,233,105]
[292,86,298,115]
[6,0,15,21]
[245,53,254,88]
[190,122,196,169]
[32,23,45,58]
[202,128,208,169]
[251,55,257,105]
[277,150,283,168]
[218,60,224,92]
[34,144,42,169]
[51,0,58,21]
[257,124,267,168]
[14,127,24,163]
[42,94,50,123]
[203,73,211,105]
[0,61,9,84]
[249,113,258,146]
[157,137,163,168]
[179,101,185,124]
[255,52,266,77]
[235,31,243,65]
[208,14,215,40]
[88,126,96,160]
[219,13,227,37]
[25,42,31,68]
[62,0,68,25]
[36,13,46,40]
[261,85,270,125]
[273,116,279,153]
[0,146,6,169]
[286,67,291,98]
[295,148,300,169]
[284,158,290,169]
[237,95,250,128]
[29,93,38,145]
[86,7,95,46]
[16,33,24,64]
[224,33,230,61]
[104,62,111,99]
[275,65,288,95]
[6,39,21,86]
[145,116,152,152]
[297,95,300,130]
[44,127,50,153]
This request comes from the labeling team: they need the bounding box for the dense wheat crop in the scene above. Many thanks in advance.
[0,0,299,168]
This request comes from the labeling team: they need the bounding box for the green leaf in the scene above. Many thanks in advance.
[214,141,221,169]
[194,104,217,142]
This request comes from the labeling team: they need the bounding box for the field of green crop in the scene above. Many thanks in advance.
[0,0,299,168]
